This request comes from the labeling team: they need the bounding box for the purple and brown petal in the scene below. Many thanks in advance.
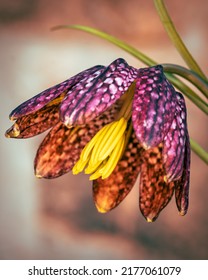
[34,101,122,178]
[9,65,104,120]
[163,92,188,181]
[139,144,175,221]
[60,58,138,126]
[174,130,191,216]
[93,131,144,213]
[132,65,177,149]
[5,102,60,139]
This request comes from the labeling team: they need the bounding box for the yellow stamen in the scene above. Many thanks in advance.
[100,136,125,179]
[72,158,89,174]
[46,92,66,107]
[72,83,136,180]
[164,175,168,183]
[116,82,135,120]
[85,160,102,174]
[91,117,127,163]
[80,125,109,162]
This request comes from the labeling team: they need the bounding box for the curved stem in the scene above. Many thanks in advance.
[154,0,207,80]
[52,24,157,66]
[163,64,208,99]
[190,138,208,164]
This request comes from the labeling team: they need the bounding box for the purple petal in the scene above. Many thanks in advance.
[9,65,103,120]
[175,131,191,215]
[60,58,138,126]
[163,92,188,181]
[132,65,177,149]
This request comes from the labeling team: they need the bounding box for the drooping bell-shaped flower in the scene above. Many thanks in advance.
[5,58,190,221]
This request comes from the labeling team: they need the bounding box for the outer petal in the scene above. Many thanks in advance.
[34,101,121,178]
[132,65,177,149]
[5,103,60,138]
[60,58,138,126]
[163,92,188,181]
[9,65,103,120]
[93,132,144,213]
[174,131,191,216]
[139,144,175,222]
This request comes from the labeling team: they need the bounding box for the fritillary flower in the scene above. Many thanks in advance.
[5,58,190,221]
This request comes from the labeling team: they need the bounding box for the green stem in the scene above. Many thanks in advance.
[52,24,157,66]
[154,0,207,80]
[163,64,208,99]
[190,138,208,164]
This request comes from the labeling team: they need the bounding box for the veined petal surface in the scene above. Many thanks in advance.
[139,144,175,221]
[132,65,177,148]
[9,65,103,120]
[6,103,60,138]
[60,58,138,126]
[93,131,144,213]
[175,131,191,216]
[163,92,188,181]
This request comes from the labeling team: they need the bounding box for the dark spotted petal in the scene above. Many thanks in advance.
[139,144,175,222]
[5,103,60,139]
[175,131,191,216]
[60,58,138,126]
[34,122,92,178]
[132,65,177,149]
[93,132,144,213]
[9,65,103,120]
[163,92,187,181]
[34,102,121,178]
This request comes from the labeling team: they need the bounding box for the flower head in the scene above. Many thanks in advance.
[5,58,190,221]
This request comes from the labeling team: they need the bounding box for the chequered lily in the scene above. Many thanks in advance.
[5,58,190,221]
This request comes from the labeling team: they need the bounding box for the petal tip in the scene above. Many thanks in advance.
[179,209,187,216]
[9,114,16,121]
[35,173,43,179]
[95,204,108,214]
[5,124,20,138]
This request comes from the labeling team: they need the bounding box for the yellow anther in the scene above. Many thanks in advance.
[80,125,108,162]
[92,117,127,162]
[72,158,88,174]
[89,169,103,181]
[85,160,102,174]
[100,136,125,179]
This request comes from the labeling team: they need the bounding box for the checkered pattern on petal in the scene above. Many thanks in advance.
[132,65,177,149]
[60,58,138,126]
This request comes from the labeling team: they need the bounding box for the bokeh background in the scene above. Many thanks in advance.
[0,0,207,259]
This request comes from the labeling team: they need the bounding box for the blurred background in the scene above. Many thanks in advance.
[0,0,207,259]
